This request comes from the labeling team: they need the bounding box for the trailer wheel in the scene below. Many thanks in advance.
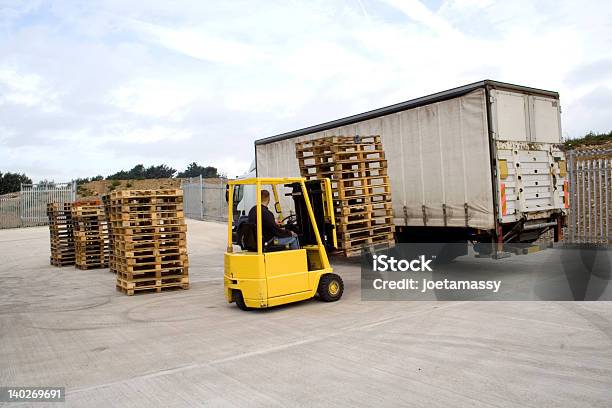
[318,274,344,302]
[233,291,251,311]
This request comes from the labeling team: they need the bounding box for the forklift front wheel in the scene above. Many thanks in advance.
[318,274,344,302]
[233,291,251,311]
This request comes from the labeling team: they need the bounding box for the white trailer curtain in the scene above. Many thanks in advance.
[256,89,495,230]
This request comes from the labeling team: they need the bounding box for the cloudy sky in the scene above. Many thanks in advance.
[1,0,611,181]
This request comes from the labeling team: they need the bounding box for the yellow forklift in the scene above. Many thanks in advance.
[224,177,343,310]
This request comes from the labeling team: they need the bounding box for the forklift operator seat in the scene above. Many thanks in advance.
[235,222,291,253]
[236,222,257,251]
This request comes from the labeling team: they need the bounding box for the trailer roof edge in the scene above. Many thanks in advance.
[255,80,559,146]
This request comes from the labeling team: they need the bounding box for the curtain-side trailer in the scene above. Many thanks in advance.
[253,80,568,254]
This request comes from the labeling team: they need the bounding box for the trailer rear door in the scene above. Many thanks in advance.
[490,89,567,224]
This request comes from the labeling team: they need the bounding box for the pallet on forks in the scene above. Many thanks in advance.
[106,189,190,295]
[72,200,109,270]
[47,202,75,266]
[295,135,395,256]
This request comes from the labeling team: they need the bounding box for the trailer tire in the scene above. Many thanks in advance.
[318,274,344,302]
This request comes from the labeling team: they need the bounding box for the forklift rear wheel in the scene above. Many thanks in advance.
[233,291,251,311]
[318,274,344,302]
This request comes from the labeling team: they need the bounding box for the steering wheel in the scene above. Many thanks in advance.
[280,214,296,225]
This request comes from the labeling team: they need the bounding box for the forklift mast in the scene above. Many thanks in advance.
[287,180,336,250]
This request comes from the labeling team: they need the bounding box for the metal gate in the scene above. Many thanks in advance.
[567,147,612,243]
[181,176,228,222]
[0,181,76,229]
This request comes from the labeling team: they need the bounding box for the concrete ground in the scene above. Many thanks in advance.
[0,220,611,407]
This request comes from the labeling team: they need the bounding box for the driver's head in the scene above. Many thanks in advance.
[261,189,270,206]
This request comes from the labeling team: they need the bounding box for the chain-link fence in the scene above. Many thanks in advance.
[181,176,228,222]
[0,182,76,229]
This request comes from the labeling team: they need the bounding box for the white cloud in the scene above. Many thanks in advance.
[101,124,193,144]
[0,65,59,110]
[127,18,264,65]
[382,0,460,37]
[0,0,611,182]
[108,79,199,120]
[210,156,251,179]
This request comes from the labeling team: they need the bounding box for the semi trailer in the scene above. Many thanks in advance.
[250,80,568,254]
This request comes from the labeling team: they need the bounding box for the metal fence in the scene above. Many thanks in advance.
[0,182,76,229]
[567,147,612,244]
[0,194,22,229]
[181,176,228,222]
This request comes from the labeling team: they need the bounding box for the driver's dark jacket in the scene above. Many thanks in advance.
[248,205,292,242]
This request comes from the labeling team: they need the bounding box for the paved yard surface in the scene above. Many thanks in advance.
[0,221,611,407]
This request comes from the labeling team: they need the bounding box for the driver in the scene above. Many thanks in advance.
[248,190,299,250]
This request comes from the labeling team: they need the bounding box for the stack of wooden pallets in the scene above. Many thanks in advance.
[296,135,394,256]
[106,189,189,295]
[102,194,116,274]
[47,202,75,266]
[71,201,109,270]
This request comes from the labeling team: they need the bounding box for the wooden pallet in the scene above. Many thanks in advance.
[110,219,185,230]
[303,166,388,180]
[50,257,76,267]
[299,151,385,168]
[337,201,393,216]
[296,135,381,150]
[338,232,395,250]
[333,185,392,201]
[115,253,188,266]
[297,141,383,157]
[330,174,389,186]
[111,238,187,249]
[109,211,185,222]
[336,215,394,230]
[296,135,395,256]
[338,224,394,239]
[111,237,186,248]
[114,262,189,275]
[116,276,189,296]
[109,188,183,199]
[116,268,188,280]
[299,159,388,174]
[337,239,395,257]
[75,262,109,270]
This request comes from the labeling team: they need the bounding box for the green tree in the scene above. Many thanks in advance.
[75,175,103,185]
[144,164,176,178]
[177,162,220,178]
[106,164,176,180]
[0,172,32,195]
[565,130,612,149]
[106,170,129,180]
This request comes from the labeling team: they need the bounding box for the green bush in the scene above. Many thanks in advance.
[565,130,612,149]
